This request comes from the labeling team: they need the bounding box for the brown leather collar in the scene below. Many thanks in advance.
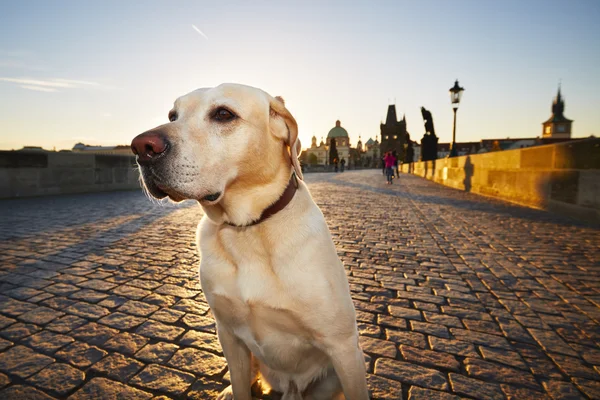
[225,172,299,228]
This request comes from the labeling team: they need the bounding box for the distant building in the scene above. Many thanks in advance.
[379,105,409,160]
[542,87,573,139]
[327,120,351,164]
[18,146,48,152]
[305,120,352,166]
[305,136,328,165]
[72,143,132,155]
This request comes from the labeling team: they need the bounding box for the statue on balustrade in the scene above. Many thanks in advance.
[420,107,439,161]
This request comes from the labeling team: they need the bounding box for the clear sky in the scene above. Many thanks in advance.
[1,0,599,151]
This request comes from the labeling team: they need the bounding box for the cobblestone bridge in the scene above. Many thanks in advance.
[0,170,598,399]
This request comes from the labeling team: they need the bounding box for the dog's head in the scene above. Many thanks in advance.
[131,83,302,204]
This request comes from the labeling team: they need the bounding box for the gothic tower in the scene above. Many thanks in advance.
[380,105,408,161]
[542,86,573,139]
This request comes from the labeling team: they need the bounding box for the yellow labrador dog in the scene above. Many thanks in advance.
[131,83,368,400]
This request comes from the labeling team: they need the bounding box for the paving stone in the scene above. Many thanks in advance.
[0,315,17,329]
[135,342,179,364]
[450,328,511,349]
[367,373,403,399]
[400,345,460,371]
[500,384,548,400]
[388,305,422,321]
[77,279,117,292]
[410,320,450,338]
[127,279,162,290]
[449,373,504,400]
[71,322,118,346]
[69,377,152,399]
[571,377,600,399]
[408,386,461,400]
[172,298,210,315]
[429,336,479,357]
[130,364,195,396]
[0,372,9,389]
[547,353,599,380]
[98,312,146,330]
[464,357,541,390]
[142,293,176,308]
[0,295,37,316]
[0,338,12,351]
[0,321,41,340]
[168,347,227,377]
[27,362,85,395]
[358,322,382,338]
[102,332,148,355]
[97,295,128,309]
[150,308,185,323]
[41,296,76,311]
[136,320,184,341]
[69,289,109,303]
[46,315,87,333]
[117,300,159,317]
[4,286,43,300]
[186,376,227,399]
[479,345,528,370]
[0,385,56,400]
[179,330,223,354]
[0,345,54,378]
[111,285,151,300]
[387,329,427,348]
[374,358,449,391]
[542,380,586,400]
[440,306,493,321]
[44,283,80,296]
[155,284,200,298]
[55,341,107,368]
[64,302,110,320]
[18,306,65,325]
[423,311,463,328]
[90,353,144,382]
[22,331,75,354]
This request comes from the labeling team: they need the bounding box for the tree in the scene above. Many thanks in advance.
[328,139,338,165]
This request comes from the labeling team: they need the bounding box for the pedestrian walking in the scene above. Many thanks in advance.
[384,151,396,184]
[340,158,346,172]
[334,158,339,173]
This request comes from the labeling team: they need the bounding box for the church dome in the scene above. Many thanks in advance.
[327,120,349,138]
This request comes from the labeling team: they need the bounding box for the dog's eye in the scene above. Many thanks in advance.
[168,111,178,122]
[213,108,236,122]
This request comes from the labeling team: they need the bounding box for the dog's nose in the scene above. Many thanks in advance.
[131,132,168,163]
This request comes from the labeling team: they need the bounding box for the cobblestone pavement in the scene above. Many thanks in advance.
[0,170,599,400]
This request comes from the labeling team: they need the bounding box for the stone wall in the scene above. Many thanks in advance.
[401,138,600,223]
[0,151,141,198]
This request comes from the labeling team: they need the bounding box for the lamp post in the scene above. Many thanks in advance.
[449,80,465,157]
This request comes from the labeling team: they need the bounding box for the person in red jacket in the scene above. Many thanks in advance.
[384,151,396,184]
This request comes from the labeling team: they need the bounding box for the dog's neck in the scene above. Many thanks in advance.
[201,164,295,227]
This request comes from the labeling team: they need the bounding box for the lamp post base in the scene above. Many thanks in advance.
[449,145,458,158]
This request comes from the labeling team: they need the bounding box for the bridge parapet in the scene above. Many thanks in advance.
[0,151,140,198]
[402,137,600,223]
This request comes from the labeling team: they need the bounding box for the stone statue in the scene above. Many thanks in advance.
[420,107,439,161]
[421,107,435,136]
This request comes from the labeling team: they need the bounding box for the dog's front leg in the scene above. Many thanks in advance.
[217,326,253,400]
[327,336,369,400]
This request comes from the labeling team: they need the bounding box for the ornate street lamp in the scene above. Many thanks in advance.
[449,80,465,157]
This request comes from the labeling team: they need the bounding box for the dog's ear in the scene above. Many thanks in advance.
[269,96,303,180]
